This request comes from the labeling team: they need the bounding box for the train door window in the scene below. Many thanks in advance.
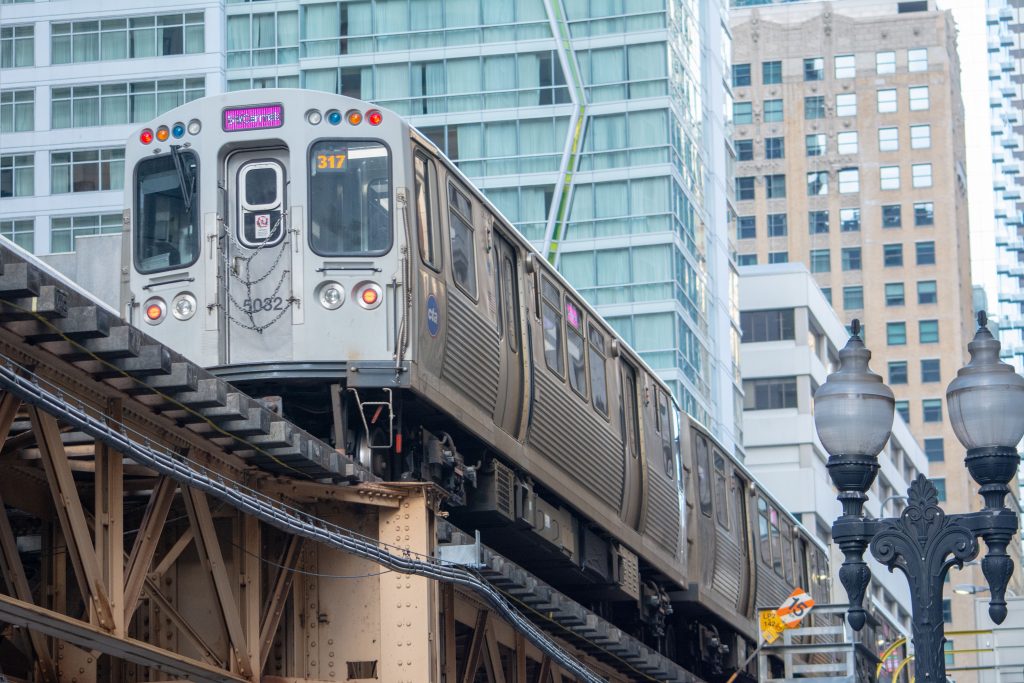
[713,453,729,529]
[309,140,392,256]
[135,151,200,274]
[501,254,519,352]
[670,404,681,479]
[588,325,608,415]
[413,152,441,271]
[238,160,285,248]
[448,182,478,298]
[621,362,641,460]
[797,539,810,589]
[757,498,771,566]
[696,434,712,518]
[659,392,673,477]
[565,298,587,398]
[540,276,564,376]
[781,521,795,583]
[769,507,783,577]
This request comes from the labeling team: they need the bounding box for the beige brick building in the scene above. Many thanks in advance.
[730,1,1019,678]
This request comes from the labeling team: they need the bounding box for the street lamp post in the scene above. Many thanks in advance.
[815,313,1024,681]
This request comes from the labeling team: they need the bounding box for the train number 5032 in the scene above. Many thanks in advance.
[242,296,285,313]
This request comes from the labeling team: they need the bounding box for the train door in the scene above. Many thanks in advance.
[734,469,755,616]
[222,149,294,365]
[620,361,643,529]
[492,230,524,436]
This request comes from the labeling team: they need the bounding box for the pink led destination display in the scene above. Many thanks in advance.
[222,104,284,132]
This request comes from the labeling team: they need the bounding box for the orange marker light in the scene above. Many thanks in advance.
[361,288,379,306]
[146,304,163,320]
[346,109,363,125]
[367,109,383,126]
[140,129,154,144]
[156,126,170,142]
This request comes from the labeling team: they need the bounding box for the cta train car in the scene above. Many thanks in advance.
[122,90,828,681]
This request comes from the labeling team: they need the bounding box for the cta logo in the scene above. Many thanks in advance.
[426,294,440,337]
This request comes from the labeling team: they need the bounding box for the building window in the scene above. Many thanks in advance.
[840,208,860,232]
[911,124,931,149]
[820,287,832,304]
[909,48,928,72]
[765,137,784,159]
[880,166,900,190]
[736,176,755,200]
[883,204,902,228]
[883,243,904,267]
[52,13,205,64]
[732,63,751,87]
[918,280,937,304]
[835,54,855,78]
[0,218,33,252]
[226,11,299,68]
[879,127,898,152]
[877,89,897,113]
[921,358,941,382]
[50,148,124,194]
[766,174,786,199]
[837,131,858,154]
[805,95,825,120]
[806,133,826,157]
[735,139,753,161]
[50,212,122,253]
[916,241,936,265]
[733,102,753,124]
[764,99,783,122]
[924,437,944,462]
[810,249,831,273]
[933,477,947,502]
[885,282,905,306]
[836,93,857,117]
[743,377,798,410]
[944,641,955,668]
[737,253,757,266]
[767,213,787,237]
[0,25,33,68]
[889,361,908,384]
[809,210,829,234]
[887,322,907,345]
[914,202,934,226]
[51,78,205,129]
[841,247,862,271]
[923,398,943,423]
[741,309,795,342]
[0,89,33,133]
[942,599,953,624]
[843,286,864,310]
[895,400,910,423]
[838,167,859,193]
[737,216,756,240]
[0,153,33,197]
[804,57,824,81]
[909,85,929,111]
[807,171,828,196]
[876,51,896,74]
[763,60,782,84]
[919,319,939,343]
[768,251,788,264]
[912,163,932,188]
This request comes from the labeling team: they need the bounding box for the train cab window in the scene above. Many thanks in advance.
[541,277,564,376]
[309,140,392,257]
[565,298,587,398]
[238,161,285,247]
[769,507,783,577]
[448,182,477,298]
[757,498,771,566]
[413,152,441,271]
[713,453,729,529]
[696,434,713,518]
[135,151,199,274]
[621,363,641,460]
[588,325,608,415]
[659,392,674,477]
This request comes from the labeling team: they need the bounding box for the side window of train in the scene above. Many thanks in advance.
[713,452,729,529]
[782,521,795,583]
[414,152,441,271]
[696,434,712,517]
[448,182,477,298]
[135,151,200,273]
[588,325,609,416]
[659,392,674,477]
[540,276,564,376]
[757,498,771,566]
[769,505,784,577]
[565,297,588,399]
[501,254,519,352]
[620,362,641,459]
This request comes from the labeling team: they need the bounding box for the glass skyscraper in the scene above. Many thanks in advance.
[0,0,739,452]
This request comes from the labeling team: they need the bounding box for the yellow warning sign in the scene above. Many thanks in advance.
[759,609,785,644]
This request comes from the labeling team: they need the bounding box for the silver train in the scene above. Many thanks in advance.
[122,90,830,680]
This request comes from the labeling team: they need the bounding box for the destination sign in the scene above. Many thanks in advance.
[223,104,284,132]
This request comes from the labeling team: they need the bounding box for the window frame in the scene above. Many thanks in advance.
[414,150,442,272]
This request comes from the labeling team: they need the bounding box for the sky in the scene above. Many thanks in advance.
[938,0,997,309]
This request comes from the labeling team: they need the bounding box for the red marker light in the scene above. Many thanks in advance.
[346,109,363,125]
[361,288,379,306]
[146,304,163,320]
[367,109,383,126]
[140,129,154,144]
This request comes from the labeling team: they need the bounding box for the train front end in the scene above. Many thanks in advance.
[123,90,411,397]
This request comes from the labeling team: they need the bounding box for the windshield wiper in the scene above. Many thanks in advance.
[169,144,196,219]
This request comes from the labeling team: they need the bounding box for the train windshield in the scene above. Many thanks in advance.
[308,140,391,256]
[134,151,199,274]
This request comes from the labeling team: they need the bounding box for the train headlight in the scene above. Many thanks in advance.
[306,109,322,125]
[355,282,382,309]
[187,119,201,135]
[171,292,197,321]
[143,297,166,324]
[317,282,345,310]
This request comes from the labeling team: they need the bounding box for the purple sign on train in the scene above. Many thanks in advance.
[222,104,284,132]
